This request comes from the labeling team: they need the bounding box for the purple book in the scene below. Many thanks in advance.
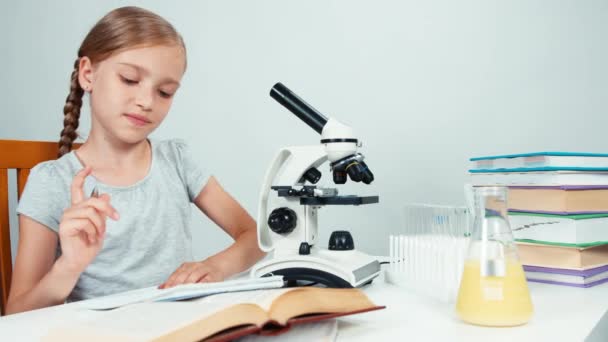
[523,265,608,288]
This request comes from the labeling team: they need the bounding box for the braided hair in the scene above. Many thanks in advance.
[58,58,85,157]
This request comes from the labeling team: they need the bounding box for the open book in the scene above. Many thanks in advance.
[44,287,384,342]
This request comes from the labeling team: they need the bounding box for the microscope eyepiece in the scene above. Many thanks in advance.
[269,83,374,185]
[270,83,328,135]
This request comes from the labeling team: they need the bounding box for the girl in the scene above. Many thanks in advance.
[6,6,265,314]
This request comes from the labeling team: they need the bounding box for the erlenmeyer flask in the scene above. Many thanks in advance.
[456,186,533,326]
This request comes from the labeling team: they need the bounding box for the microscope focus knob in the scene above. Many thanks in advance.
[268,207,297,234]
[328,230,355,251]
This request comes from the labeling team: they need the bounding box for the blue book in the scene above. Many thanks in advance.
[469,152,608,173]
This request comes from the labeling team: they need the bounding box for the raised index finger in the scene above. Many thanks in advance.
[71,166,92,205]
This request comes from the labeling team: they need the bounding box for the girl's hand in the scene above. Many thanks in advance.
[56,166,119,274]
[159,260,225,289]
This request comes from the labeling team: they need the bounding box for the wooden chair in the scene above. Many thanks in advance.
[0,140,80,315]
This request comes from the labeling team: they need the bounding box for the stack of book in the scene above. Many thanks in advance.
[469,152,608,288]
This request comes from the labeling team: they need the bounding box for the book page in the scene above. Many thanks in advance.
[195,288,296,312]
[45,288,297,341]
[269,288,375,324]
[45,300,237,341]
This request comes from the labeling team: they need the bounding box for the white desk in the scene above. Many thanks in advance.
[1,274,607,341]
[340,278,608,341]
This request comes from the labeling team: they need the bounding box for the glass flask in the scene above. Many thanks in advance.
[456,186,533,326]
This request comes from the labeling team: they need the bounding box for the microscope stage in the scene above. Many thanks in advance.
[300,195,379,205]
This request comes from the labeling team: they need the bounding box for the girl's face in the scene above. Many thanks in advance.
[81,44,186,145]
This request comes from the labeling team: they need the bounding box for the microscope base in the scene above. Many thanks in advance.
[250,249,380,288]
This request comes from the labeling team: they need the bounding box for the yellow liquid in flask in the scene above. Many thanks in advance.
[456,259,533,326]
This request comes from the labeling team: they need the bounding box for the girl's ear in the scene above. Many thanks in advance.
[78,56,94,92]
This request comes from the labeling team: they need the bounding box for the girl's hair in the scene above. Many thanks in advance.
[58,6,186,157]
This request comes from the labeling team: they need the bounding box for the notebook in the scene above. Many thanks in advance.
[78,276,285,310]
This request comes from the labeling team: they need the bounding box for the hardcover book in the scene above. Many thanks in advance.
[44,287,385,342]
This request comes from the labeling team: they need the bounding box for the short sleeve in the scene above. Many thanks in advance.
[174,140,211,202]
[16,162,68,233]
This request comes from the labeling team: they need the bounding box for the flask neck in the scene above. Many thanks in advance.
[469,186,519,262]
[473,187,508,222]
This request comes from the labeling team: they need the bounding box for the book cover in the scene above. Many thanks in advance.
[516,242,608,270]
[523,264,608,288]
[222,319,338,342]
[470,152,608,171]
[509,213,608,246]
[507,186,608,215]
[470,167,608,173]
[469,171,608,186]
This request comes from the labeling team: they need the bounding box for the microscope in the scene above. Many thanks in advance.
[250,83,380,288]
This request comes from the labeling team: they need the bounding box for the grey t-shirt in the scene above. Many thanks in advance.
[16,139,210,302]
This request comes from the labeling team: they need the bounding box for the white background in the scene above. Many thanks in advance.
[2,0,607,261]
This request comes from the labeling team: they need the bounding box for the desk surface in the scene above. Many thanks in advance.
[341,276,608,342]
[1,273,607,341]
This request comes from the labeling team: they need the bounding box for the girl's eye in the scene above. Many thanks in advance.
[159,90,174,99]
[120,75,138,85]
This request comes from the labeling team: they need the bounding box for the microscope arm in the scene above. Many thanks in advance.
[257,149,290,252]
[257,145,327,252]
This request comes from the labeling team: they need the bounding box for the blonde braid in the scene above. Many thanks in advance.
[58,58,84,157]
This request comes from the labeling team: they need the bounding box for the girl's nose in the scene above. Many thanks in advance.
[135,87,154,110]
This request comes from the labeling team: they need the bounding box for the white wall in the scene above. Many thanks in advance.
[2,0,607,262]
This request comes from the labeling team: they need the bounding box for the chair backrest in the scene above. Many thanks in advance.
[0,140,80,315]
